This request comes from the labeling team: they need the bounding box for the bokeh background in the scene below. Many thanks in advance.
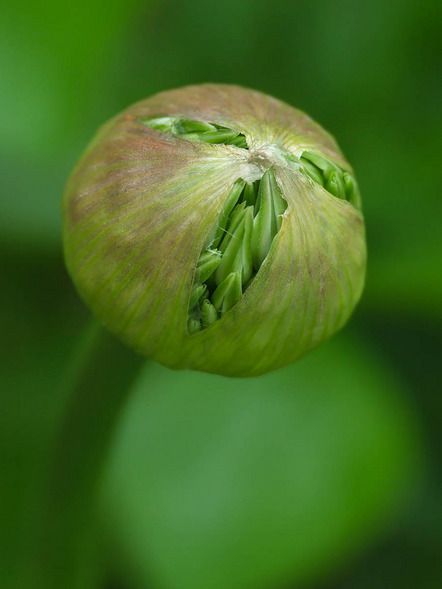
[1,1,441,588]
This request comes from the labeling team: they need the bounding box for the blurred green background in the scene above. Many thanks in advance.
[1,1,441,588]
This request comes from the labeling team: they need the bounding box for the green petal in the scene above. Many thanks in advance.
[300,157,325,186]
[301,151,336,177]
[343,172,355,198]
[242,181,258,207]
[325,170,346,199]
[194,249,222,283]
[140,116,178,133]
[251,168,284,269]
[187,317,201,335]
[227,135,248,148]
[179,132,204,141]
[189,284,208,309]
[182,130,240,145]
[335,169,346,198]
[270,173,286,231]
[214,207,253,286]
[211,272,242,314]
[178,120,216,133]
[343,173,362,208]
[218,202,247,253]
[141,117,248,149]
[209,179,245,248]
[325,170,340,197]
[201,299,218,327]
[201,130,240,144]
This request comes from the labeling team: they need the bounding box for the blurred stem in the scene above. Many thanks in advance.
[40,320,145,589]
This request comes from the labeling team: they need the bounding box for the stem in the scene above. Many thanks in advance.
[39,320,145,588]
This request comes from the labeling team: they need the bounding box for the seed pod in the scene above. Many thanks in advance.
[63,84,366,377]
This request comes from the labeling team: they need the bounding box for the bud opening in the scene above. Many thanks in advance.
[188,167,287,335]
[141,116,249,149]
[296,151,361,208]
[141,116,288,334]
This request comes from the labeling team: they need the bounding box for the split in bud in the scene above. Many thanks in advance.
[142,118,359,335]
[188,167,287,334]
[298,151,361,207]
[141,116,278,333]
[141,116,249,149]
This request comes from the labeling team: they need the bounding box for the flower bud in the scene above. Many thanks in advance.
[63,84,366,377]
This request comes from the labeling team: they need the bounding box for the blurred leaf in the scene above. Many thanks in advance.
[0,0,145,250]
[356,130,441,318]
[0,250,89,588]
[101,335,422,589]
[0,0,142,157]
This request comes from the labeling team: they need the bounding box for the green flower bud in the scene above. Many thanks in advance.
[63,84,366,377]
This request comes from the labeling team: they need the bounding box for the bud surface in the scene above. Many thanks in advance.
[63,84,366,376]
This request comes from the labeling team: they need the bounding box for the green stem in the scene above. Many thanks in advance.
[39,320,145,588]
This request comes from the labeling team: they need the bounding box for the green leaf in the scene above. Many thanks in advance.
[101,335,421,589]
